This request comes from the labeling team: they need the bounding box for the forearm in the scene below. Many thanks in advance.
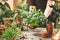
[44,0,55,18]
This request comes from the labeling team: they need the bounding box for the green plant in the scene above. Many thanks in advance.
[17,0,29,11]
[0,0,14,25]
[0,0,11,16]
[56,16,60,29]
[50,3,60,29]
[19,7,48,28]
[16,1,48,28]
[0,27,20,40]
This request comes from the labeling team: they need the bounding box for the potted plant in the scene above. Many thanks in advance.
[16,0,48,29]
[19,8,48,29]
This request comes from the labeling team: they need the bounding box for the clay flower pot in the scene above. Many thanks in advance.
[16,17,22,22]
[46,22,53,34]
[3,18,13,27]
[40,32,49,38]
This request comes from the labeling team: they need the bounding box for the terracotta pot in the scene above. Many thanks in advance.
[40,32,49,38]
[4,20,8,27]
[46,22,53,34]
[16,17,22,22]
[3,18,13,27]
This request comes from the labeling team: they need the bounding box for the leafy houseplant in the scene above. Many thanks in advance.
[15,0,48,28]
[17,3,48,28]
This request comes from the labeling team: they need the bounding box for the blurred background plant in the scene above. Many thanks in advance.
[0,0,14,25]
[0,27,20,40]
[56,16,60,29]
[49,2,60,29]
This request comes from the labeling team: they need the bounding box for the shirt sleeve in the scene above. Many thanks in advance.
[26,0,35,6]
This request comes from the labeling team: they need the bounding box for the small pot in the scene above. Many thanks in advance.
[16,17,22,22]
[46,22,53,34]
[40,32,49,38]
